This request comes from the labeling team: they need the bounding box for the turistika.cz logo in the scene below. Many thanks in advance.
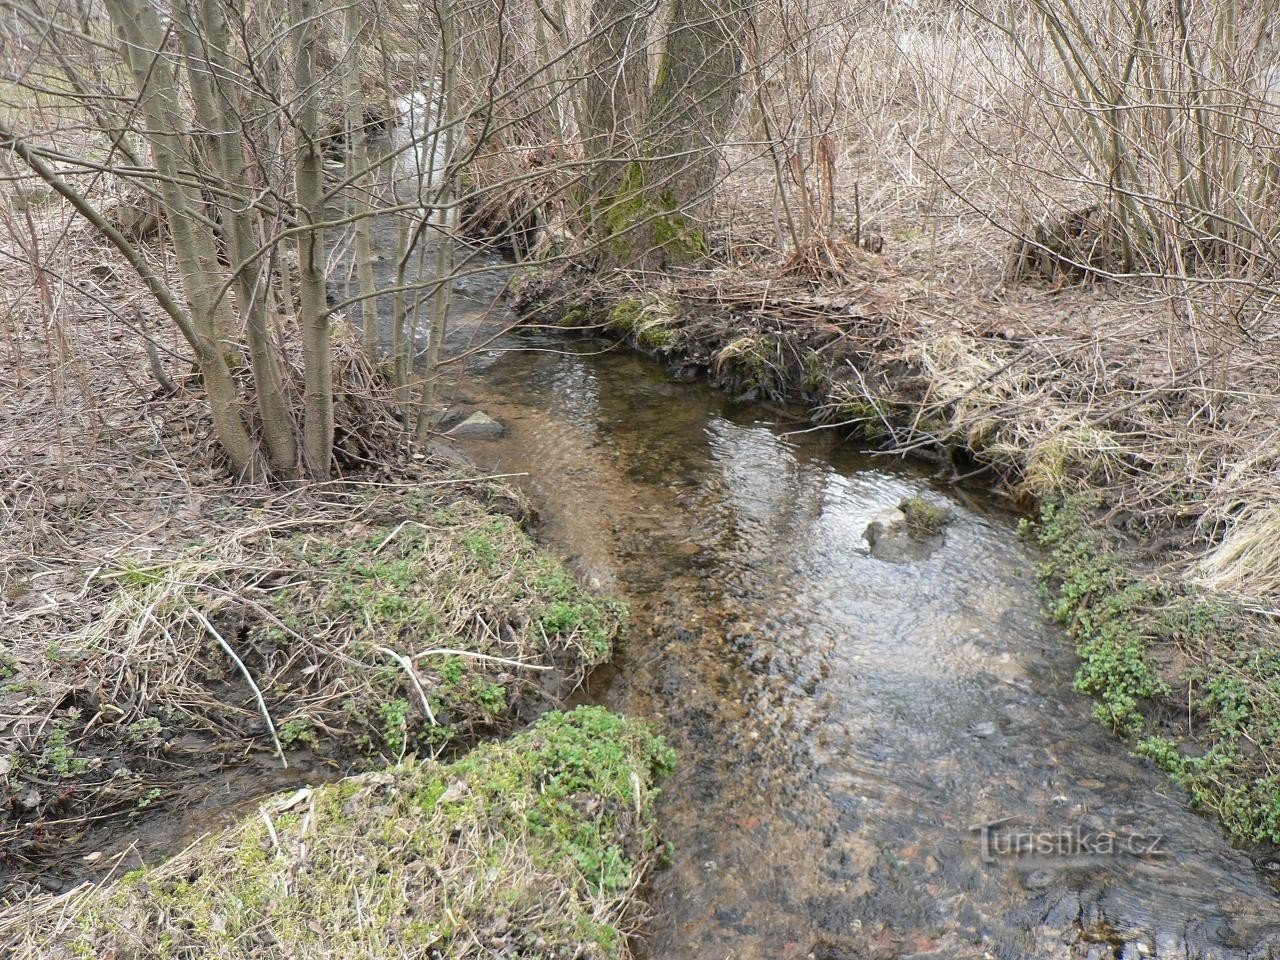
[970,817,1167,864]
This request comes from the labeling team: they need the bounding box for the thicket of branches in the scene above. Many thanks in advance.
[4,0,1280,489]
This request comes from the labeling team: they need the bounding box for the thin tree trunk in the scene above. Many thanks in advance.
[291,0,334,479]
[102,0,261,477]
[177,0,300,477]
[343,0,382,362]
[416,0,461,444]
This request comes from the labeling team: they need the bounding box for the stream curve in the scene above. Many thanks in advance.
[443,319,1280,960]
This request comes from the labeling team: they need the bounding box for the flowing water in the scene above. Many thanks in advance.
[439,315,1280,960]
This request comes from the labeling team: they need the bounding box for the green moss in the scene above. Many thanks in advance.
[609,298,644,333]
[836,398,892,441]
[597,163,707,265]
[48,708,673,960]
[605,297,678,351]
[638,326,674,348]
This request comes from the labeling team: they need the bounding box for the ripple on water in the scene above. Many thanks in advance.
[449,342,1280,960]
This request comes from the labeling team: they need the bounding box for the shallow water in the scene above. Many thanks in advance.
[447,329,1280,960]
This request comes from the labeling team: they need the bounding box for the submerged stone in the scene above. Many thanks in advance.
[863,506,941,563]
[448,410,505,438]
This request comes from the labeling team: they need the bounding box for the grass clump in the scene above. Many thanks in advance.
[606,296,677,351]
[258,496,627,759]
[16,707,673,960]
[1026,495,1280,843]
[897,496,948,536]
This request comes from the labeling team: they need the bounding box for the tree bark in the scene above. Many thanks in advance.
[177,0,300,477]
[647,0,749,222]
[416,0,461,444]
[342,0,382,363]
[578,0,650,212]
[581,0,750,270]
[291,0,334,479]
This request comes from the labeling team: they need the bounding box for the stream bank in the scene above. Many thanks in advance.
[0,463,627,895]
[9,706,673,960]
[513,259,1280,850]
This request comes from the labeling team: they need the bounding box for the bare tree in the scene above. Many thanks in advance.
[1,0,767,479]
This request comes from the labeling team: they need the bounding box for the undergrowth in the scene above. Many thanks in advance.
[0,480,628,885]
[1026,494,1280,844]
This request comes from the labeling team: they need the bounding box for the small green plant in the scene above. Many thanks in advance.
[278,718,317,750]
[438,656,465,686]
[44,725,90,778]
[461,531,498,569]
[477,683,506,713]
[379,698,411,757]
[136,787,163,810]
[898,496,948,536]
[125,717,164,747]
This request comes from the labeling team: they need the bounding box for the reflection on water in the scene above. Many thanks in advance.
[451,334,1280,960]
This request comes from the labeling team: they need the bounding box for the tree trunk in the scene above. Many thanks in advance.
[291,0,334,479]
[343,0,382,363]
[578,0,650,224]
[176,0,300,478]
[582,0,750,269]
[648,0,750,222]
[103,0,262,477]
[416,0,461,444]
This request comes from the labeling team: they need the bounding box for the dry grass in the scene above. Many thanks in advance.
[0,192,625,894]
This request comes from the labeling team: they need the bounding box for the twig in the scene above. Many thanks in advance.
[188,604,287,767]
[377,646,438,725]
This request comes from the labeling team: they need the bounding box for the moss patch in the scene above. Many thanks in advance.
[19,707,673,960]
[897,496,948,536]
[595,162,708,267]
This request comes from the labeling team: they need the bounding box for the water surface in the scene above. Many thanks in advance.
[449,332,1280,960]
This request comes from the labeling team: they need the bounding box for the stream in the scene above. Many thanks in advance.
[432,290,1280,959]
[30,242,1274,955]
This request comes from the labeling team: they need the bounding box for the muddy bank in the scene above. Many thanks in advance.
[0,461,623,897]
[7,706,672,960]
[513,261,1280,849]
